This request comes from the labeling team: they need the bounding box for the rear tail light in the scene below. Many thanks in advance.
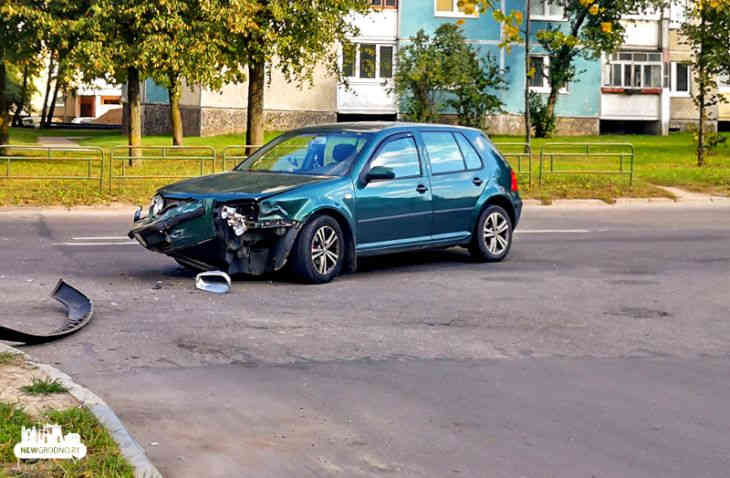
[510,169,519,192]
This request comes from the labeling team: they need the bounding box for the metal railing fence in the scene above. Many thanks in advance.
[0,145,104,191]
[539,143,635,186]
[221,145,263,171]
[108,145,216,192]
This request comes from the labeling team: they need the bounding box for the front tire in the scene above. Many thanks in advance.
[290,215,345,284]
[469,205,513,262]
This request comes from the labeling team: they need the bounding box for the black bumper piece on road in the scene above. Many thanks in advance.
[0,279,94,345]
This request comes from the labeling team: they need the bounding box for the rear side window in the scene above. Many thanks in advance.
[370,137,421,179]
[454,133,483,170]
[422,132,465,175]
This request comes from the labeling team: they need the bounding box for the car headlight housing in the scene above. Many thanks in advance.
[151,195,165,216]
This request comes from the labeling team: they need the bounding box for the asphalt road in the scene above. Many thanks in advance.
[2,203,730,477]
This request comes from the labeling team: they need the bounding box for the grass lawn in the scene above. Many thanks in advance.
[1,127,728,206]
[491,132,730,203]
[0,402,133,478]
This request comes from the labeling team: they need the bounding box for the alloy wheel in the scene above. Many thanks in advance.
[483,211,510,256]
[311,225,340,275]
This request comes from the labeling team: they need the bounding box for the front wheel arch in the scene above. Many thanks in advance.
[301,208,356,273]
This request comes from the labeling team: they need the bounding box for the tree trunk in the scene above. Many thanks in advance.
[696,6,706,167]
[40,51,55,129]
[697,99,704,167]
[12,64,29,127]
[168,75,183,146]
[524,0,531,147]
[127,66,143,166]
[544,85,559,137]
[246,59,265,156]
[0,60,10,150]
[47,66,64,127]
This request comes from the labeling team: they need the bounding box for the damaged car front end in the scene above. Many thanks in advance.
[129,193,304,275]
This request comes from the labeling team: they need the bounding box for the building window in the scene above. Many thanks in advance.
[529,0,565,20]
[370,0,397,8]
[528,55,568,93]
[671,62,690,96]
[342,43,356,78]
[435,0,478,17]
[102,96,121,105]
[604,52,663,89]
[528,56,546,90]
[360,44,376,79]
[342,43,396,80]
[718,74,730,92]
[670,0,689,27]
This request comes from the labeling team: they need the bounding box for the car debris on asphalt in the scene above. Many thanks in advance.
[195,271,232,294]
[0,279,93,345]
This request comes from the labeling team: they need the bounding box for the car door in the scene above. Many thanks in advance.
[420,131,485,241]
[355,133,432,252]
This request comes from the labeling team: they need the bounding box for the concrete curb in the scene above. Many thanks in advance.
[523,197,730,209]
[0,342,163,478]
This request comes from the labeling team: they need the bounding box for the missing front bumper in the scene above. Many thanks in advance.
[129,202,302,276]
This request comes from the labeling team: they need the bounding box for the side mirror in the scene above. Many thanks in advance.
[365,166,396,182]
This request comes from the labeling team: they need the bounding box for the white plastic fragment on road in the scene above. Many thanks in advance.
[195,271,232,294]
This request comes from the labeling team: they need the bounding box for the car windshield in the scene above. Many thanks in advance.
[239,132,372,176]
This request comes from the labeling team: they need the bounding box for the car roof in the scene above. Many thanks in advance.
[286,122,484,135]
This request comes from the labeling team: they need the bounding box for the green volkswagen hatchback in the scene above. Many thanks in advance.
[129,122,522,283]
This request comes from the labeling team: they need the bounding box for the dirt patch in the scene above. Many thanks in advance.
[0,350,78,416]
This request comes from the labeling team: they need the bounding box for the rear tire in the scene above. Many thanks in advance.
[290,215,345,284]
[469,205,513,262]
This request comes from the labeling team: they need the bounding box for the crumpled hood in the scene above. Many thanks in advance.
[159,171,329,199]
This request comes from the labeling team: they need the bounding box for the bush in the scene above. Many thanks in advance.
[393,24,505,126]
[689,122,728,156]
[528,91,556,138]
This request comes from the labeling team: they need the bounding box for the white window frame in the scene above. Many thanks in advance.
[434,0,478,18]
[670,62,691,97]
[341,42,396,83]
[718,73,730,93]
[603,51,663,89]
[669,0,689,28]
[623,6,661,20]
[528,55,568,94]
[529,0,567,21]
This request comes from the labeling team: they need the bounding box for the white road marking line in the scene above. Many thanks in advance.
[515,229,592,234]
[72,236,130,241]
[54,241,138,246]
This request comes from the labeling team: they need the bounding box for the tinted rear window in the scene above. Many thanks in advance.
[422,132,466,174]
[454,133,483,170]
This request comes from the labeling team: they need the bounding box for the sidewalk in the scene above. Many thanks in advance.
[0,343,162,478]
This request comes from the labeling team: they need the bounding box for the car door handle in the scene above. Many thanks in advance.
[416,184,428,194]
[472,177,483,186]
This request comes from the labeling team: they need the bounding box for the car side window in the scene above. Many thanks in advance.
[454,133,483,170]
[369,137,421,179]
[422,132,466,175]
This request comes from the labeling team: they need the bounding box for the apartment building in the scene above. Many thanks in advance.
[130,0,718,136]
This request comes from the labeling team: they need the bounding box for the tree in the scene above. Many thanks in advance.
[218,0,370,154]
[392,24,506,126]
[392,29,451,122]
[11,62,40,126]
[680,0,730,166]
[0,0,47,146]
[141,0,251,146]
[73,1,182,161]
[467,0,659,136]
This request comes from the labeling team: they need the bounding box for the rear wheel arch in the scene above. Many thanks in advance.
[477,195,515,228]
